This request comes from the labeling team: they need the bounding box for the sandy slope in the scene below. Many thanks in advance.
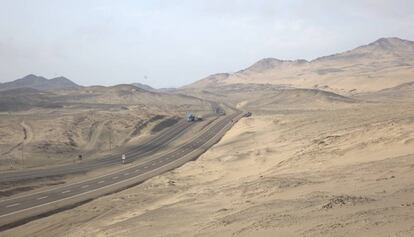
[4,102,414,237]
[177,83,359,113]
[355,81,414,103]
[187,38,414,95]
[0,108,167,170]
[0,85,210,170]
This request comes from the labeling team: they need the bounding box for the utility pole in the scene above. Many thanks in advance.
[21,117,25,167]
[108,121,112,153]
[21,142,24,166]
[109,130,112,153]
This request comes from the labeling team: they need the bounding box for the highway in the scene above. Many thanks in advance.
[0,104,223,183]
[0,110,245,229]
[0,118,195,183]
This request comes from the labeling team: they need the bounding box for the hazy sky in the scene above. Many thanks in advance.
[1,0,413,88]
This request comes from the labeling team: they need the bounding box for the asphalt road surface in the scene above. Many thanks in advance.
[0,104,223,183]
[0,111,244,229]
[0,119,194,183]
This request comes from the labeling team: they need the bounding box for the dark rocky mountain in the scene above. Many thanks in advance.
[131,82,156,92]
[0,74,81,91]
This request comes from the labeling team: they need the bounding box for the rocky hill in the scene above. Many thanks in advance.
[131,82,156,92]
[186,37,414,95]
[0,74,81,91]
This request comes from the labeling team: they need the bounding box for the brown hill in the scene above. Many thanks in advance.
[131,82,156,92]
[187,37,414,94]
[0,88,62,111]
[0,84,210,170]
[0,84,206,113]
[177,83,356,112]
[57,84,205,110]
[0,74,81,91]
[356,81,414,102]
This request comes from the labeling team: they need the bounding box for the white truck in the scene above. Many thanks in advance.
[186,112,202,122]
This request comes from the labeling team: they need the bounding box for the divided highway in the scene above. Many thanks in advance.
[0,103,224,183]
[0,118,195,183]
[0,110,245,229]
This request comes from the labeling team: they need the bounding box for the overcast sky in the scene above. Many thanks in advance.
[0,0,413,88]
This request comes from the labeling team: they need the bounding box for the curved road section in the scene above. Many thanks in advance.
[0,103,224,183]
[0,119,195,183]
[0,111,245,229]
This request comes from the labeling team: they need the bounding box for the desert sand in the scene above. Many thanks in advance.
[3,100,414,237]
[187,38,414,95]
[0,85,210,170]
[2,37,414,236]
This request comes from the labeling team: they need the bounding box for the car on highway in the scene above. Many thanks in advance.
[186,112,202,122]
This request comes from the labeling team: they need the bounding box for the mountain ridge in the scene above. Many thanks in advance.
[0,74,81,91]
[186,37,414,94]
[131,82,156,92]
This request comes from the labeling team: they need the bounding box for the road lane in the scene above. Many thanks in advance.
[0,102,225,183]
[0,111,244,229]
[0,119,194,182]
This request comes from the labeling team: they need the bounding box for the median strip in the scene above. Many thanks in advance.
[6,203,20,208]
[0,111,243,229]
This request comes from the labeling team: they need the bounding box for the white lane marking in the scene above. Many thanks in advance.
[112,176,119,180]
[144,166,148,169]
[81,185,89,188]
[0,115,237,219]
[98,180,105,184]
[37,196,48,200]
[6,203,20,208]
[135,169,140,172]
[61,190,71,194]
[124,173,130,176]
